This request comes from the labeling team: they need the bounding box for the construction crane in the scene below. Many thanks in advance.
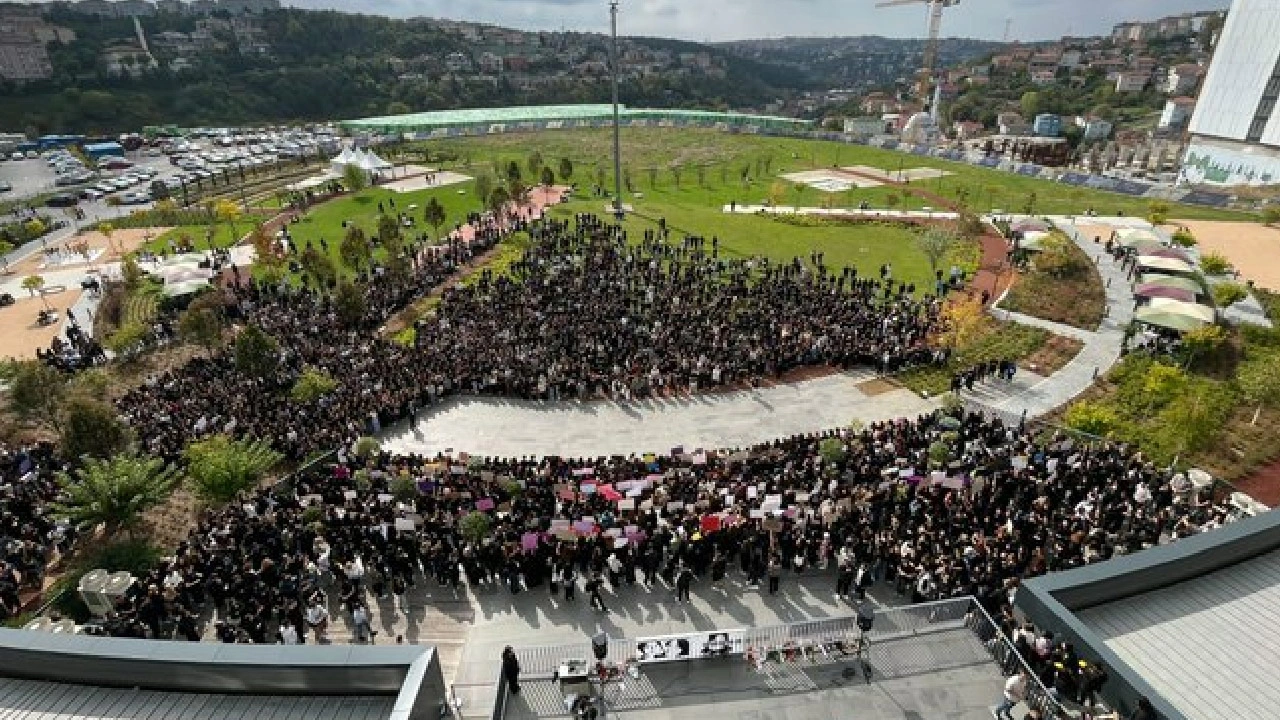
[875,0,960,118]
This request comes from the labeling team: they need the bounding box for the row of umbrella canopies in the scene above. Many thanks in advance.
[1114,229,1215,332]
[1008,221,1216,333]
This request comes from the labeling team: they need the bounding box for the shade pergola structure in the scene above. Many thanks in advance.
[1017,230,1052,251]
[286,172,340,192]
[1135,284,1197,303]
[1139,273,1203,294]
[1140,246,1193,263]
[1115,227,1164,248]
[1012,218,1050,233]
[1137,255,1197,275]
[1134,296,1216,332]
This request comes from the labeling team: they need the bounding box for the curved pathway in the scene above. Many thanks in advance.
[379,370,937,458]
[982,216,1135,419]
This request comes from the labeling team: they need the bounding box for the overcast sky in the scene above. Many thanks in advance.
[276,0,1231,42]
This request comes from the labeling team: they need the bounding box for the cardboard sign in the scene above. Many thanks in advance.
[377,493,394,504]
[343,490,358,500]
[667,501,685,512]
[618,498,636,511]
[394,518,415,532]
[749,509,765,519]
[762,517,783,532]
[551,519,571,531]
[450,465,466,475]
[572,467,595,477]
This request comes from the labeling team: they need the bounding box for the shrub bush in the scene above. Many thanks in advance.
[1200,252,1233,276]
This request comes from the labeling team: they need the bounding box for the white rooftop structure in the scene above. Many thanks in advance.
[1077,548,1280,720]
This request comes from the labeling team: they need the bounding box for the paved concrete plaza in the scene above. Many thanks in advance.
[379,370,938,459]
[505,630,1001,720]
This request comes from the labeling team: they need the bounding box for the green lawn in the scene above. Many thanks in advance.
[147,217,266,255]
[281,181,488,275]
[417,127,1249,221]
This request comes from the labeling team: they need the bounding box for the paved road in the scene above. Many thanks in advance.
[379,370,939,459]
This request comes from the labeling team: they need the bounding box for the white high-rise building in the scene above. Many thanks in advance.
[1183,0,1280,185]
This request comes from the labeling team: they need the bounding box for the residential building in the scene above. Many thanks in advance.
[952,120,984,139]
[1112,22,1148,44]
[1058,50,1083,69]
[843,116,888,136]
[1080,117,1114,141]
[444,52,471,73]
[1032,114,1062,137]
[477,52,503,74]
[1184,0,1280,185]
[1165,63,1204,95]
[1114,72,1148,94]
[0,36,52,81]
[1030,70,1057,85]
[997,111,1028,135]
[1160,97,1196,130]
[102,44,158,75]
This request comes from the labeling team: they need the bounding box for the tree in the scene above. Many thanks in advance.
[474,173,495,209]
[1213,282,1248,308]
[104,321,149,360]
[423,197,446,240]
[1171,228,1197,247]
[595,165,607,190]
[178,293,224,354]
[768,181,787,207]
[22,274,47,309]
[299,246,336,287]
[916,227,958,278]
[214,199,242,247]
[558,157,574,183]
[1181,324,1228,366]
[234,324,279,379]
[60,395,131,460]
[121,255,144,291]
[342,163,368,192]
[1146,201,1170,227]
[54,452,181,538]
[290,366,338,403]
[939,296,989,350]
[526,151,543,180]
[1020,91,1041,119]
[646,167,659,188]
[885,193,901,210]
[339,226,372,272]
[98,222,117,255]
[0,239,13,273]
[509,178,530,208]
[1022,191,1038,216]
[8,360,65,429]
[335,280,367,326]
[459,510,491,545]
[1200,252,1233,276]
[23,218,45,240]
[670,164,683,189]
[695,164,707,187]
[1064,401,1121,437]
[185,435,283,504]
[1036,231,1085,278]
[540,165,555,191]
[487,186,511,217]
[505,160,522,185]
[1263,207,1280,226]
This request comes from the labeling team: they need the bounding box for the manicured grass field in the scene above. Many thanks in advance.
[418,127,1249,221]
[148,217,266,255]
[282,181,488,275]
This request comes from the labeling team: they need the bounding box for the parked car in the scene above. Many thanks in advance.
[46,193,78,207]
[78,188,104,201]
[0,181,11,192]
[119,191,150,205]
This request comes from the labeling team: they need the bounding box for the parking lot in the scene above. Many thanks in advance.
[0,152,180,204]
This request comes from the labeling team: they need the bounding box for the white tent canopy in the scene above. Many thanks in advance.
[1146,297,1216,323]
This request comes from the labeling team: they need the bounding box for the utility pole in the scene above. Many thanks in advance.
[1003,18,1012,42]
[609,0,624,219]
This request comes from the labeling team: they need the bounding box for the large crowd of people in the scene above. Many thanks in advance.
[117,211,944,461]
[0,442,68,622]
[82,409,1235,644]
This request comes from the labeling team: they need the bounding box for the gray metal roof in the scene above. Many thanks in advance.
[1077,548,1280,720]
[0,678,395,720]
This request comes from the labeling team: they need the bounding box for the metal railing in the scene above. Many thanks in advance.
[491,672,509,720]
[966,601,1071,720]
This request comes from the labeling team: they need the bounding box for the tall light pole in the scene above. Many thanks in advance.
[609,0,624,219]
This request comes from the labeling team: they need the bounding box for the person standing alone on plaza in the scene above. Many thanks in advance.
[502,646,521,695]
[994,670,1026,720]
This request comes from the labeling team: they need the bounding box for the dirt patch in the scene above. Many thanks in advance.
[0,287,84,360]
[856,377,898,396]
[1023,334,1085,376]
[1176,220,1280,291]
[1001,238,1106,330]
